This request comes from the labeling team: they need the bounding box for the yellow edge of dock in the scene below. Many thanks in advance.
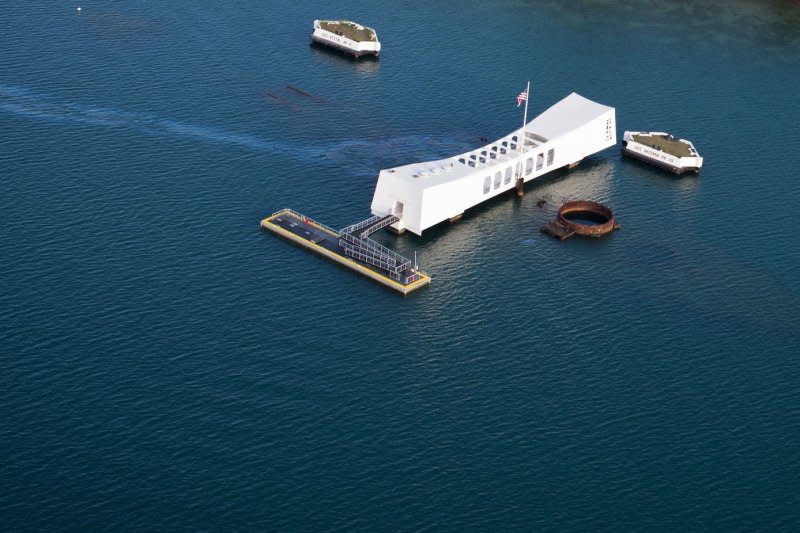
[261,209,431,295]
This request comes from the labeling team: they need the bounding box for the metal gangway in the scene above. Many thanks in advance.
[339,214,413,281]
[340,214,398,239]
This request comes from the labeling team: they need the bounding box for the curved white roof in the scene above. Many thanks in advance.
[382,92,613,187]
[530,92,614,140]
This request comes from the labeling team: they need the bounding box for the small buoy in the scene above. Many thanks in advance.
[76,6,81,12]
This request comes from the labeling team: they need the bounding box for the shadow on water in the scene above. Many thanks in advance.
[526,0,800,61]
[377,158,616,266]
[309,43,381,76]
[620,155,701,185]
[623,235,800,335]
[0,82,471,176]
[84,11,166,41]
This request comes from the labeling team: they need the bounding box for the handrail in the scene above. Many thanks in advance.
[271,208,340,236]
[340,233,410,269]
[270,209,416,282]
[340,214,398,237]
[340,215,384,235]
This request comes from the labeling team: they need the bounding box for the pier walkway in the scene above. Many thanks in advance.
[261,209,430,294]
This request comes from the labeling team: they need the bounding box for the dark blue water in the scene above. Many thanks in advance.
[3,1,800,529]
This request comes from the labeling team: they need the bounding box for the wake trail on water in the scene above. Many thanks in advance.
[0,82,316,156]
[0,82,471,171]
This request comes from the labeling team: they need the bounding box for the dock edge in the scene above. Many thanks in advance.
[261,209,431,295]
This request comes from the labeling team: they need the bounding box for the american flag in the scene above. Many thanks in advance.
[516,90,528,107]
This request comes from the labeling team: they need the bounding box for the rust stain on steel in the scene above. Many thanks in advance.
[541,200,619,240]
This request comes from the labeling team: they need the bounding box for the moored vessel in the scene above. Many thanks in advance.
[311,19,381,58]
[622,131,703,174]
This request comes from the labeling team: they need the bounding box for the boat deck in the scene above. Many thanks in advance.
[318,20,377,42]
[632,133,693,158]
[261,209,430,295]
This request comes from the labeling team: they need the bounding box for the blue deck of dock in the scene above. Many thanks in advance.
[261,209,431,295]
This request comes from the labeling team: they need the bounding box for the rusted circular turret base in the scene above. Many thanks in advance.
[541,200,619,240]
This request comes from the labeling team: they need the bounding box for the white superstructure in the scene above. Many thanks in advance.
[311,20,381,58]
[370,92,616,236]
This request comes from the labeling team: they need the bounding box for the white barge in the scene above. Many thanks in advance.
[311,20,380,58]
[370,92,616,236]
[622,131,702,174]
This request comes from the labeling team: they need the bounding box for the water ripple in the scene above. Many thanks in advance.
[0,82,469,168]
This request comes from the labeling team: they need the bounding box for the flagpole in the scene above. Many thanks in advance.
[516,80,531,190]
[521,80,530,151]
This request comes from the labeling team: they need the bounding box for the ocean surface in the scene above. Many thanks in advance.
[2,1,800,529]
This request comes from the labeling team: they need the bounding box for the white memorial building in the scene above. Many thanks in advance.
[370,92,616,236]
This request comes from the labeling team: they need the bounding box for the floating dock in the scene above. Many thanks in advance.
[261,209,430,295]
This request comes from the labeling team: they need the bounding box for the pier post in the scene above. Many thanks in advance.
[515,178,525,197]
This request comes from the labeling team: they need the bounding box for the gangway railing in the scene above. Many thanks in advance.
[340,242,409,280]
[340,214,398,238]
[340,232,411,273]
[338,214,412,281]
[271,208,340,236]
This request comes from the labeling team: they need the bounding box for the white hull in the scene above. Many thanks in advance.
[311,21,380,57]
[370,93,616,236]
[622,131,702,174]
